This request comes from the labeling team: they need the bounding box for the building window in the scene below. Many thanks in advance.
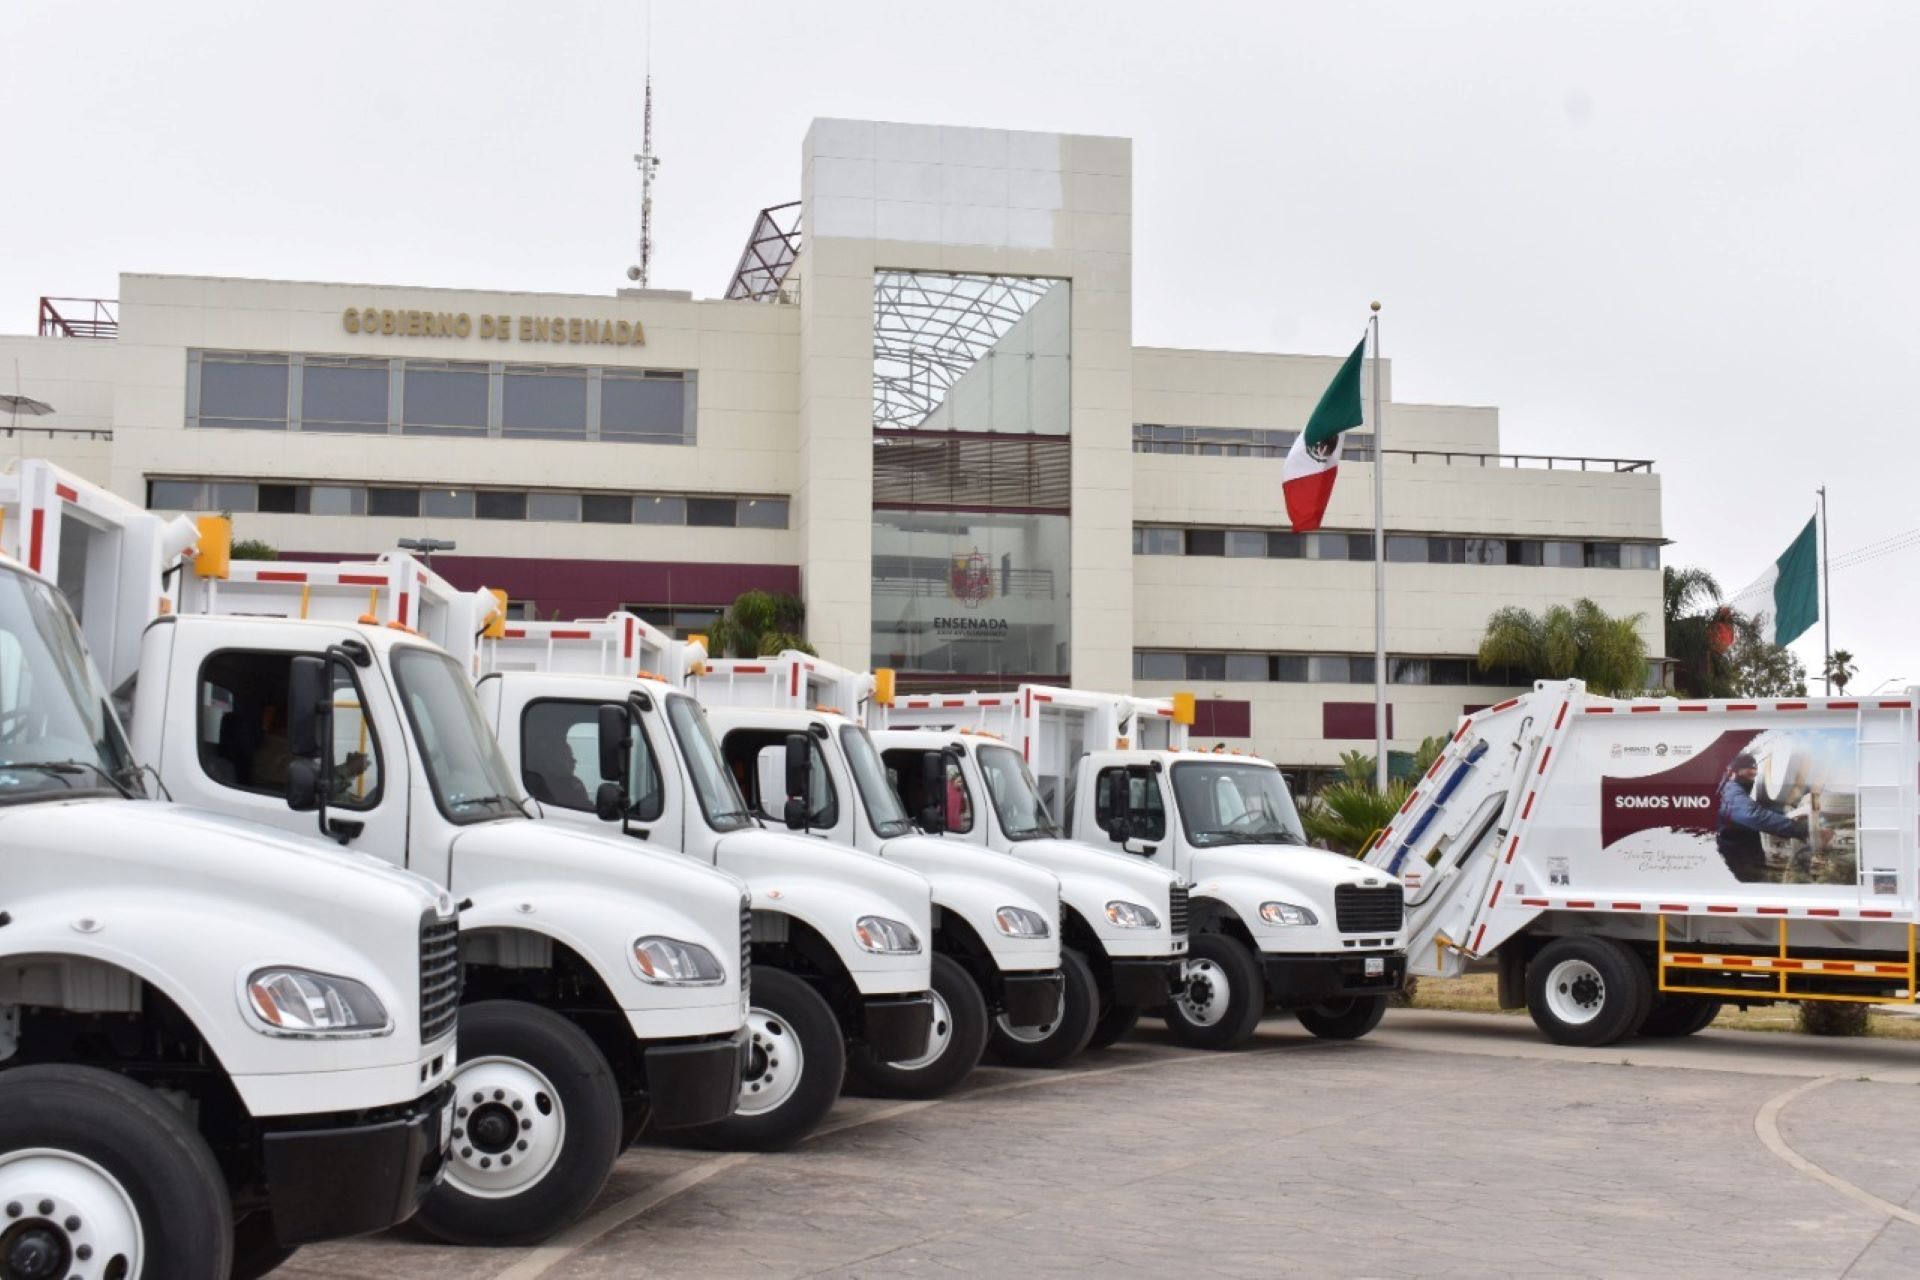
[368,488,420,518]
[1224,653,1268,682]
[737,498,789,530]
[149,480,206,510]
[1136,652,1184,680]
[627,605,725,640]
[1186,653,1226,681]
[1267,532,1303,559]
[1272,655,1309,682]
[1543,540,1585,568]
[476,490,527,521]
[257,484,300,514]
[1386,535,1429,563]
[312,485,368,516]
[300,356,389,433]
[527,492,581,522]
[601,371,692,445]
[1308,655,1356,684]
[1132,526,1182,556]
[502,365,588,440]
[195,353,289,430]
[1585,542,1623,569]
[401,361,489,436]
[582,493,632,524]
[1224,530,1266,558]
[687,499,737,528]
[1185,529,1225,557]
[421,488,475,519]
[632,496,687,526]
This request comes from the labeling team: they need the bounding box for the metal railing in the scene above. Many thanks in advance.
[37,297,118,339]
[1132,436,1652,473]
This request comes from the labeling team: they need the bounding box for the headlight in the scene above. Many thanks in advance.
[1259,901,1318,927]
[995,906,1051,938]
[632,936,727,986]
[853,915,921,954]
[1104,900,1160,929]
[244,968,391,1037]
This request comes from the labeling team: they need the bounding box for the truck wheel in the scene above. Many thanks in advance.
[1640,996,1722,1038]
[1085,1002,1141,1051]
[685,967,844,1152]
[1294,995,1389,1040]
[0,1064,233,1279]
[415,1000,621,1246]
[987,949,1099,1068]
[1163,934,1266,1050]
[1527,936,1653,1046]
[847,953,987,1099]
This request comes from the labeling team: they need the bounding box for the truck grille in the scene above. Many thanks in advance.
[419,913,462,1044]
[1167,884,1190,939]
[740,897,753,1001]
[1334,885,1404,934]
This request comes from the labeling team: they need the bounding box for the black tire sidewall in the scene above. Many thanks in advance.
[1641,996,1722,1038]
[1526,937,1652,1046]
[847,952,987,1099]
[0,1065,232,1278]
[987,949,1099,1068]
[1164,934,1266,1050]
[1085,1000,1141,1051]
[1294,994,1389,1040]
[415,1000,621,1246]
[687,966,845,1152]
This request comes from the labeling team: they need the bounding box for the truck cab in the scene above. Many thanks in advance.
[0,549,455,1276]
[873,726,1190,1058]
[473,668,936,1148]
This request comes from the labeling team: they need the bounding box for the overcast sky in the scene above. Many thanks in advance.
[5,1,1914,690]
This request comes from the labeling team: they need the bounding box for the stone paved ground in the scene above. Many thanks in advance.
[283,1012,1920,1279]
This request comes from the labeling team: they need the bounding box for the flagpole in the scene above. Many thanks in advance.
[1818,485,1830,692]
[1370,302,1387,793]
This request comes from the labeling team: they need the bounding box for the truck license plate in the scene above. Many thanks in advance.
[1364,958,1385,977]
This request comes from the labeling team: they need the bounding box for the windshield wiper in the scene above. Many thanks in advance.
[452,792,530,817]
[0,760,136,799]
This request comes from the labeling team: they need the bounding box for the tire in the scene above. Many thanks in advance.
[987,950,1099,1068]
[1640,996,1722,1038]
[847,953,987,1099]
[1085,1001,1141,1051]
[414,1000,621,1246]
[0,1064,233,1279]
[1163,933,1267,1050]
[684,967,845,1152]
[231,1212,299,1279]
[1526,936,1654,1046]
[1294,994,1389,1041]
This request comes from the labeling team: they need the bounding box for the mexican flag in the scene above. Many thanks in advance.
[1283,334,1369,532]
[1754,516,1821,645]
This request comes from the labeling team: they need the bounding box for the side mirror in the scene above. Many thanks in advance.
[285,656,330,815]
[783,796,808,830]
[918,751,947,833]
[597,705,631,782]
[287,757,321,813]
[595,781,627,822]
[783,733,811,803]
[1106,815,1131,844]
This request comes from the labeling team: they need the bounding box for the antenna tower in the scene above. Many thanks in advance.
[631,75,659,287]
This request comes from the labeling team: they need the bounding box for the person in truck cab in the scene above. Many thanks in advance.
[1716,751,1805,882]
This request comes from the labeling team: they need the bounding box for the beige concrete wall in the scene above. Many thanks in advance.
[0,335,116,483]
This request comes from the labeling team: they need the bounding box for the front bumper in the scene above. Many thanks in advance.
[1109,956,1185,1009]
[859,992,937,1061]
[260,1081,454,1246]
[1260,953,1406,1007]
[999,969,1066,1028]
[645,1028,751,1131]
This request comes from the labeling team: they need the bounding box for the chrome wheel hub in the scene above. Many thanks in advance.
[0,1149,142,1280]
[738,1005,806,1116]
[445,1057,566,1199]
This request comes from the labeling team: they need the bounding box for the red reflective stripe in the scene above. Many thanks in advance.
[1727,703,1757,711]
[502,628,525,638]
[979,698,1002,706]
[1777,702,1808,710]
[1772,960,1805,970]
[1677,704,1708,713]
[1522,793,1535,819]
[790,664,800,698]
[1537,747,1552,774]
[398,591,410,626]
[942,699,966,707]
[1707,905,1738,913]
[1504,836,1519,863]
[1488,698,1519,713]
[1398,792,1419,815]
[1758,907,1789,916]
[624,617,634,659]
[1453,721,1473,740]
[256,571,307,582]
[1488,881,1504,907]
[26,508,44,572]
[1585,707,1614,714]
[1829,701,1859,710]
[1427,757,1446,779]
[1862,910,1895,919]
[1566,900,1595,909]
[550,629,592,640]
[1612,902,1642,911]
[1472,924,1487,951]
[734,664,767,674]
[1034,693,1053,703]
[1554,702,1569,729]
[1658,903,1688,912]
[1630,705,1661,714]
[53,483,77,502]
[339,573,386,586]
[1521,898,1549,907]
[1879,700,1911,709]
[1808,908,1841,917]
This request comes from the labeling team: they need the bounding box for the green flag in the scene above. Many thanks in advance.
[1761,517,1820,646]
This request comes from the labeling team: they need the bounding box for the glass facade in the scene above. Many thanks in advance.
[872,510,1071,677]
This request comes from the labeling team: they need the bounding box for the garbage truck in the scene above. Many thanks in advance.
[1362,679,1920,1045]
[0,463,458,1277]
[689,653,1068,1081]
[280,583,937,1146]
[877,682,1408,1049]
[9,461,753,1246]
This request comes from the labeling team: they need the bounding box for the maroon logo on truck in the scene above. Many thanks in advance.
[1598,729,1760,849]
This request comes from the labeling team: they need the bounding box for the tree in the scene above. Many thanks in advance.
[230,540,278,562]
[707,590,815,658]
[1729,631,1808,697]
[1663,563,1807,698]
[1302,735,1449,855]
[1824,649,1857,695]
[1476,598,1649,696]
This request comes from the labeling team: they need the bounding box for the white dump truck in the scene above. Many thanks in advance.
[1363,679,1920,1045]
[353,595,938,1144]
[882,682,1408,1048]
[11,461,752,1246]
[690,654,1067,1084]
[0,465,458,1277]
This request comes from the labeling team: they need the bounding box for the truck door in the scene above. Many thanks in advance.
[177,643,411,868]
[515,695,682,850]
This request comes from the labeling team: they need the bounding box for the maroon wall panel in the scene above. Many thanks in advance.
[279,552,799,621]
[1322,701,1395,740]
[1192,698,1252,738]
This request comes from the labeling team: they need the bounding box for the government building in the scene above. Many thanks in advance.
[2,117,1664,788]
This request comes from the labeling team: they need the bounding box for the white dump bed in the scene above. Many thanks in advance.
[479,611,705,686]
[692,650,875,719]
[1366,680,1919,970]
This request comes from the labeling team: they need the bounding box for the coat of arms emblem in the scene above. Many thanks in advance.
[948,549,993,608]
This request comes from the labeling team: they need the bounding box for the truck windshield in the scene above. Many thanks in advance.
[1169,761,1306,847]
[839,724,913,839]
[391,647,523,824]
[976,745,1059,841]
[0,568,141,803]
[664,694,754,833]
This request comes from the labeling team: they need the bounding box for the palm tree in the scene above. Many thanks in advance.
[1825,649,1857,695]
[707,590,815,658]
[1303,736,1450,855]
[1476,598,1650,696]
